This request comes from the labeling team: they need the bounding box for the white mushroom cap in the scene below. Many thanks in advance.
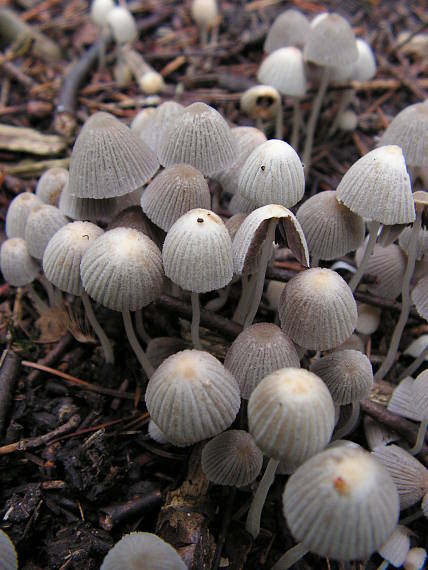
[201,430,263,487]
[404,547,427,570]
[248,368,335,464]
[399,226,428,261]
[352,39,377,81]
[304,13,358,68]
[412,370,428,421]
[264,9,310,52]
[355,243,407,300]
[378,525,410,567]
[43,221,104,296]
[338,110,358,132]
[238,140,305,208]
[284,446,399,560]
[191,0,218,28]
[162,209,233,293]
[336,146,415,225]
[80,227,164,311]
[387,377,422,422]
[363,416,400,451]
[412,275,428,321]
[229,193,257,216]
[59,181,118,221]
[240,85,281,121]
[5,192,42,239]
[106,6,138,44]
[0,530,18,570]
[90,0,114,26]
[25,204,68,260]
[35,167,69,206]
[145,350,240,446]
[356,303,381,335]
[100,532,186,570]
[258,47,307,97]
[0,238,39,287]
[136,101,184,154]
[148,419,171,445]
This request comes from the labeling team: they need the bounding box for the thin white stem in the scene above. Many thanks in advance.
[200,24,208,49]
[233,274,251,324]
[246,457,279,539]
[398,343,428,381]
[409,419,428,455]
[302,67,330,180]
[81,291,114,364]
[328,88,355,136]
[375,561,389,570]
[349,221,381,293]
[275,99,284,140]
[122,309,154,378]
[270,542,310,570]
[290,97,301,151]
[375,209,422,380]
[191,292,202,350]
[243,220,276,328]
[334,401,360,440]
[37,274,55,306]
[135,309,151,344]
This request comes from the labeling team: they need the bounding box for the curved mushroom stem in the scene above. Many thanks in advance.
[374,207,422,380]
[302,67,330,180]
[275,99,284,140]
[81,291,114,364]
[409,419,428,456]
[122,309,154,378]
[191,292,203,349]
[246,457,279,539]
[270,542,310,570]
[243,219,276,328]
[398,343,428,381]
[375,561,390,570]
[290,97,302,151]
[333,401,360,440]
[135,309,151,344]
[349,220,381,293]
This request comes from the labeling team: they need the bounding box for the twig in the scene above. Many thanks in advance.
[27,333,73,382]
[0,349,20,438]
[99,490,162,530]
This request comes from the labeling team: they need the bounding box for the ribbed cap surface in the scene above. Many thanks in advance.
[25,204,68,260]
[69,112,159,199]
[1,238,39,286]
[141,164,210,231]
[100,532,186,570]
[304,13,358,67]
[296,191,364,261]
[233,204,309,275]
[400,226,428,261]
[137,101,184,153]
[284,447,399,560]
[5,192,42,239]
[378,102,428,168]
[258,47,306,96]
[279,268,357,350]
[158,102,237,176]
[412,370,428,420]
[81,227,164,311]
[224,323,300,399]
[336,146,415,225]
[412,275,428,321]
[264,9,310,52]
[248,368,335,463]
[36,167,68,206]
[355,243,406,300]
[148,419,170,444]
[163,209,233,293]
[59,181,117,221]
[43,221,104,295]
[311,349,373,405]
[0,530,18,570]
[363,416,399,451]
[387,377,422,422]
[145,350,240,446]
[201,430,263,486]
[378,525,410,567]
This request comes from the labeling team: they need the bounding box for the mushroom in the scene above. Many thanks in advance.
[240,85,281,133]
[105,5,137,45]
[24,204,68,261]
[1,238,39,288]
[5,192,42,239]
[404,547,427,570]
[35,167,68,206]
[363,416,400,451]
[59,180,118,222]
[133,101,184,154]
[408,370,428,454]
[190,0,218,49]
[0,529,18,570]
[377,525,410,570]
[264,9,310,52]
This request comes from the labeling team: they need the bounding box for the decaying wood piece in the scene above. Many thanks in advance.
[1,157,69,177]
[0,124,66,155]
[0,349,20,440]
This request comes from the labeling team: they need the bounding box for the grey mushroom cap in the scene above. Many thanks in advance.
[59,181,118,222]
[69,111,159,199]
[399,226,428,261]
[145,349,241,446]
[0,530,18,570]
[304,13,358,68]
[412,370,428,421]
[284,446,399,561]
[5,192,42,239]
[279,268,358,351]
[412,275,428,321]
[378,525,410,567]
[258,47,307,97]
[0,238,39,287]
[24,204,69,260]
[157,102,237,176]
[36,167,69,206]
[355,243,406,300]
[137,101,184,154]
[264,9,310,52]
[80,227,164,312]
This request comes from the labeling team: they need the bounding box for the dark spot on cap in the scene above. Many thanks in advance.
[197,218,204,223]
[261,165,265,171]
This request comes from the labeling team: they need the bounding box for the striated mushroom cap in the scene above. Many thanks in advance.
[258,47,307,97]
[399,226,428,261]
[304,13,358,68]
[25,204,68,260]
[59,181,118,221]
[284,446,399,560]
[69,112,159,199]
[279,268,358,350]
[378,525,410,567]
[412,370,428,421]
[136,101,184,154]
[145,350,240,446]
[1,238,39,287]
[36,167,69,206]
[5,192,42,239]
[264,9,310,52]
[412,275,428,321]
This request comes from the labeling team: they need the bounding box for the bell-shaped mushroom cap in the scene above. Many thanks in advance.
[356,303,381,335]
[336,146,415,225]
[162,209,233,293]
[387,377,421,422]
[191,0,218,28]
[264,9,310,52]
[36,167,68,206]
[145,349,241,446]
[59,181,117,221]
[284,446,399,561]
[400,226,428,261]
[412,275,428,321]
[158,102,237,176]
[141,164,211,232]
[233,204,309,275]
[100,532,186,570]
[355,243,407,300]
[131,107,156,134]
[80,227,164,312]
[25,204,68,260]
[352,39,377,81]
[69,112,159,199]
[201,430,263,487]
[106,6,137,44]
[296,190,365,261]
[423,492,428,518]
[43,221,104,296]
[378,525,410,567]
[363,416,400,451]
[248,368,335,464]
[229,193,257,216]
[258,47,306,97]
[1,238,39,287]
[311,349,373,405]
[5,192,42,239]
[136,101,185,154]
[304,13,358,67]
[372,444,428,509]
[90,0,114,26]
[412,370,428,421]
[0,530,18,570]
[148,419,171,444]
[240,85,281,121]
[238,140,305,208]
[279,268,358,351]
[405,547,427,570]
[224,323,300,399]
[378,101,428,168]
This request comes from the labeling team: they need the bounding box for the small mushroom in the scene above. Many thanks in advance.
[1,238,39,287]
[190,0,218,49]
[409,370,428,454]
[0,529,18,570]
[25,204,68,261]
[404,547,427,570]
[377,525,410,570]
[264,9,310,52]
[105,6,137,45]
[5,192,42,239]
[35,167,68,206]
